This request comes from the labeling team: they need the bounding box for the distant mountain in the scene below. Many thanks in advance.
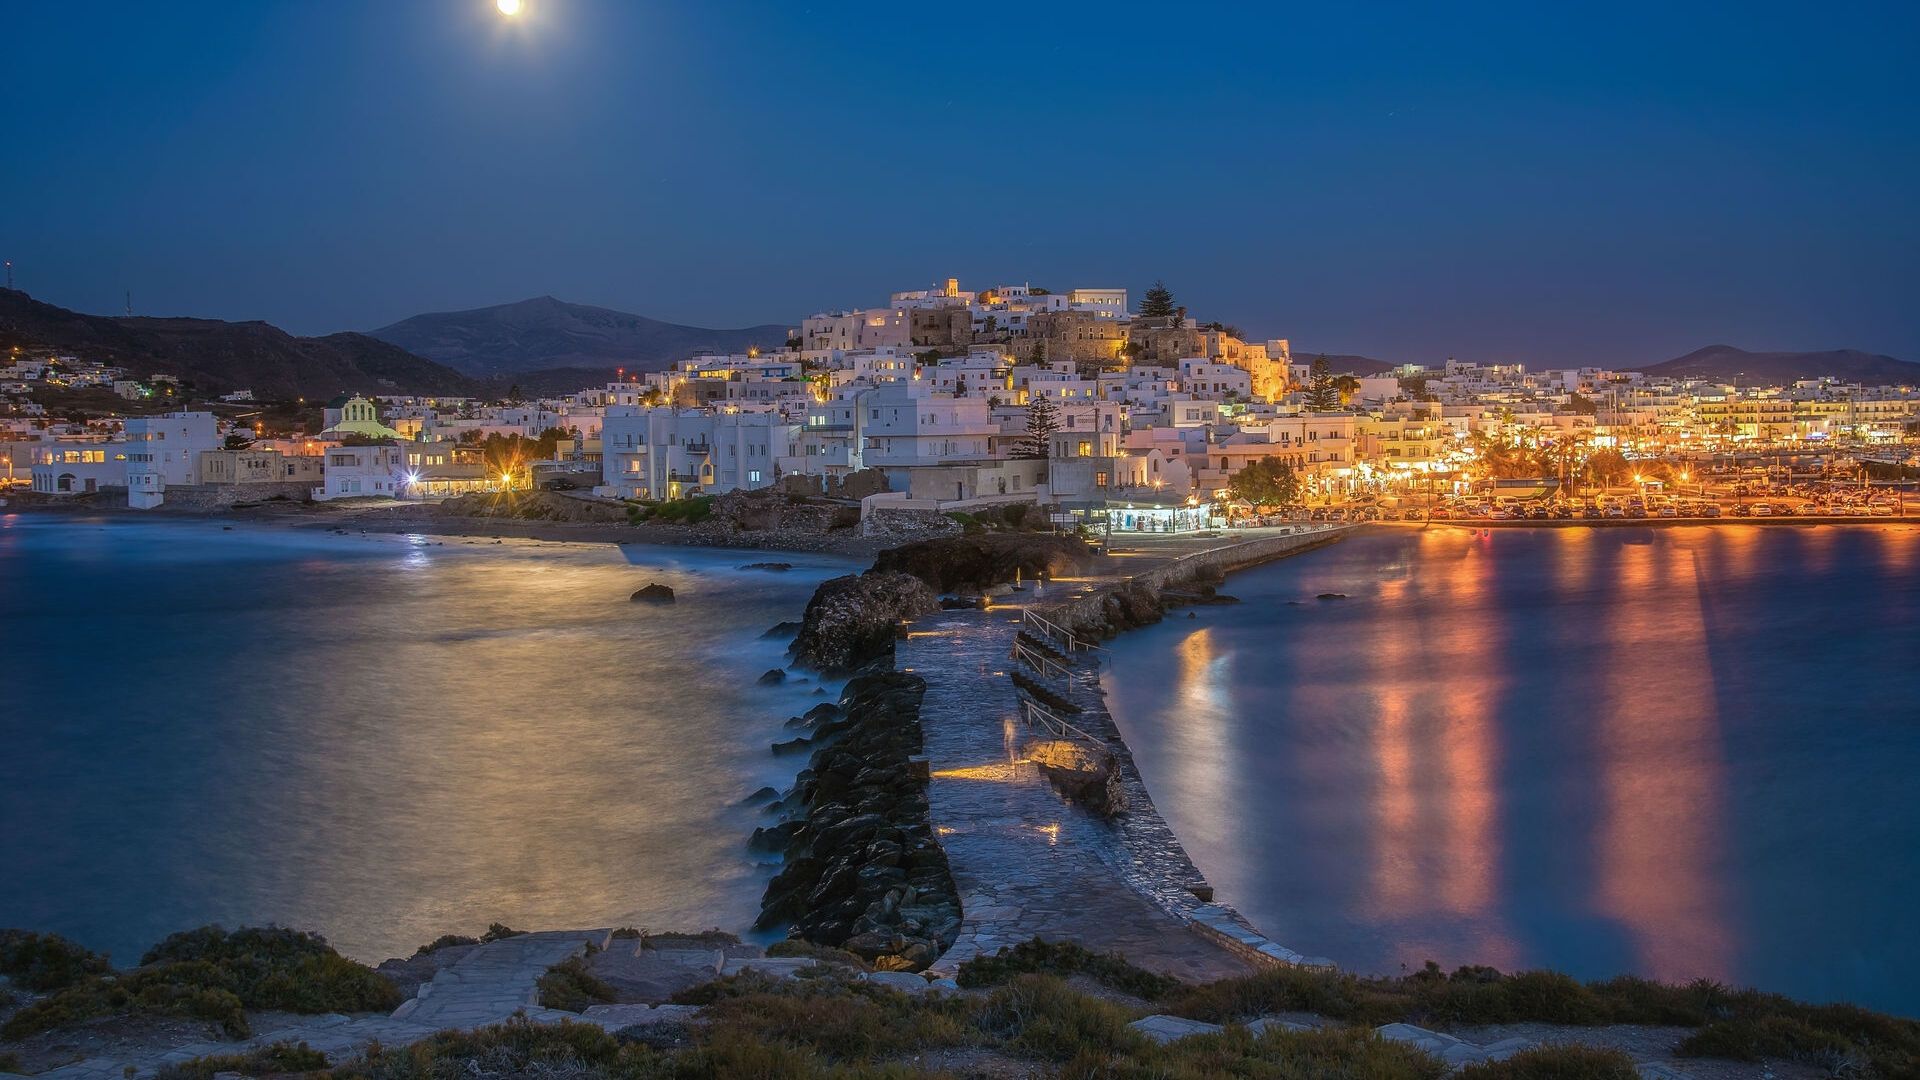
[1294,351,1398,376]
[0,289,477,400]
[370,296,794,378]
[1634,345,1917,385]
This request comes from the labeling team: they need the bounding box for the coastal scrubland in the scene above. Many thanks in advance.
[9,928,1918,1077]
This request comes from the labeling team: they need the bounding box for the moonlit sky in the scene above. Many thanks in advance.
[3,1,1916,366]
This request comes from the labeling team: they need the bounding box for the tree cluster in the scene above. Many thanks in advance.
[1225,458,1300,507]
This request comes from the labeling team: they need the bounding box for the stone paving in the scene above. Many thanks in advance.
[898,529,1358,982]
[901,587,1263,984]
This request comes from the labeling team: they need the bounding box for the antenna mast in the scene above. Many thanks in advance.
[4,261,12,290]
[125,290,133,317]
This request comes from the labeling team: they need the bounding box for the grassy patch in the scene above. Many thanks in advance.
[641,929,739,950]
[535,956,618,1013]
[958,939,1181,1000]
[153,1041,330,1080]
[651,496,715,524]
[1164,960,1920,1077]
[0,929,111,992]
[974,974,1145,1061]
[1164,962,1722,1029]
[766,938,870,969]
[1058,1026,1445,1080]
[2,925,401,1041]
[1454,1045,1640,1079]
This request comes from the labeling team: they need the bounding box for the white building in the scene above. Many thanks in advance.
[29,443,127,495]
[314,442,407,501]
[599,408,798,500]
[125,411,220,509]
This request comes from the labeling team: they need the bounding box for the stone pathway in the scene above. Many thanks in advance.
[900,595,1262,984]
[392,930,606,1030]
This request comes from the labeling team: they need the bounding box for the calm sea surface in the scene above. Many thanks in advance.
[1104,525,1920,1016]
[0,515,855,965]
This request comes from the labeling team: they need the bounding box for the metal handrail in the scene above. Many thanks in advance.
[1009,638,1073,679]
[1023,608,1108,654]
[1011,638,1101,689]
[1020,697,1104,747]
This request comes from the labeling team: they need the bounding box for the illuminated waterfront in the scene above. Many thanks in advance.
[1103,525,1920,1015]
[0,516,853,964]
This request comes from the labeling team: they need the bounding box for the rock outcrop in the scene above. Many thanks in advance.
[630,583,676,604]
[872,533,1094,594]
[755,674,960,971]
[788,571,939,674]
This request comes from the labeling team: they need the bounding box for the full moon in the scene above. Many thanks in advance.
[496,0,522,15]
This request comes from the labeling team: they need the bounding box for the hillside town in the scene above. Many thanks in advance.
[5,278,1917,526]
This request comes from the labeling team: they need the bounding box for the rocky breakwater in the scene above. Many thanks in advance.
[753,673,961,971]
[788,570,940,674]
[1061,563,1250,641]
[872,532,1094,594]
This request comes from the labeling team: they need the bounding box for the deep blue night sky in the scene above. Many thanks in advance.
[3,1,1916,366]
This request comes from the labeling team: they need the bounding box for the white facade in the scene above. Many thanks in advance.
[125,411,220,509]
[315,442,407,501]
[599,408,798,500]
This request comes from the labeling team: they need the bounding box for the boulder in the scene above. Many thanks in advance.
[788,572,940,674]
[743,562,794,572]
[757,668,787,685]
[761,620,803,639]
[631,583,676,604]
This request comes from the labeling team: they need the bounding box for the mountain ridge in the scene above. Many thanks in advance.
[369,295,794,378]
[0,289,478,400]
[1629,344,1915,385]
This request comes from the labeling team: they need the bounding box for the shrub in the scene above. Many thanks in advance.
[641,929,739,949]
[1058,1026,1446,1080]
[411,934,477,956]
[2,925,400,1041]
[652,496,715,524]
[958,939,1180,1000]
[1454,1045,1639,1079]
[609,927,642,940]
[974,974,1145,1062]
[535,957,617,1013]
[153,1041,330,1080]
[0,929,111,992]
[695,978,976,1061]
[765,938,869,969]
[479,923,524,943]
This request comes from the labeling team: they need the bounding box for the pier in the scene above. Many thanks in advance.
[900,525,1350,978]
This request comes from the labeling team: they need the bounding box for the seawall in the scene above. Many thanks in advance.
[903,525,1350,979]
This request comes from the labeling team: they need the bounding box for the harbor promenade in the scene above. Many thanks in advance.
[901,525,1350,979]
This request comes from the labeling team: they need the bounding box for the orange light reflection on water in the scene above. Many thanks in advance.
[1367,533,1515,970]
[1592,534,1733,982]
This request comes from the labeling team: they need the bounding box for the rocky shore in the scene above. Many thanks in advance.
[752,673,962,971]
